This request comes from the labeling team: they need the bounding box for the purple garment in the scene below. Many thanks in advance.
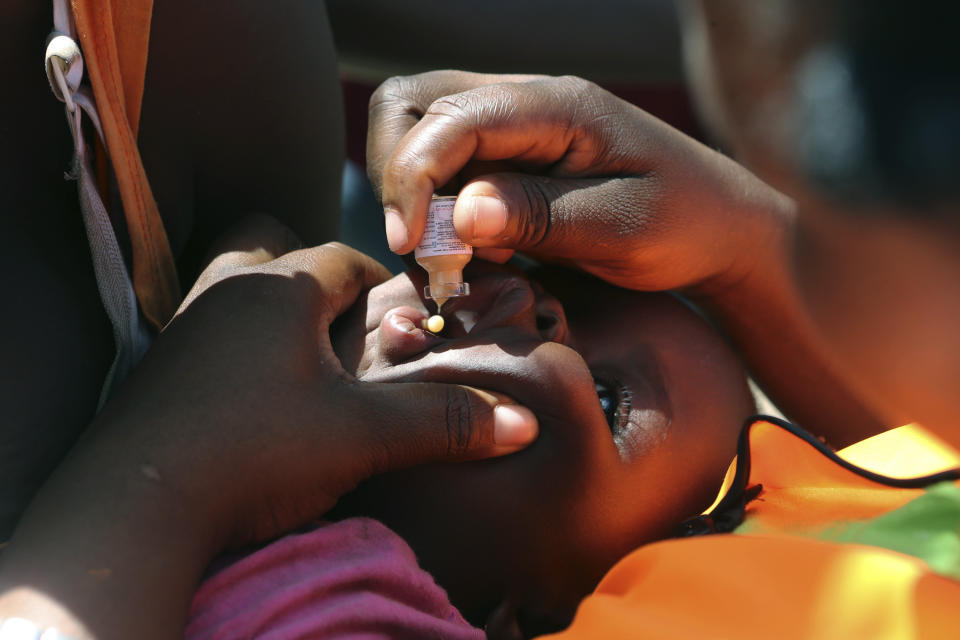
[186,517,483,640]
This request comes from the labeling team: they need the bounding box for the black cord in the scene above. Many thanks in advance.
[675,415,960,537]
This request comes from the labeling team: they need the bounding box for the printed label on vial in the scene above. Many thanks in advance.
[414,198,473,258]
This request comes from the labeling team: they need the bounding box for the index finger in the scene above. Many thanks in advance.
[367,71,542,201]
[271,242,393,325]
[374,76,583,254]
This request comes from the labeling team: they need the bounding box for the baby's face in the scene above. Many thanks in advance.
[332,263,752,633]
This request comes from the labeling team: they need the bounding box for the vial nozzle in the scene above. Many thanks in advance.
[424,271,470,309]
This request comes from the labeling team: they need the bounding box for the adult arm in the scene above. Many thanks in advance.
[366,71,888,447]
[1,0,348,541]
[0,218,537,639]
[0,1,118,541]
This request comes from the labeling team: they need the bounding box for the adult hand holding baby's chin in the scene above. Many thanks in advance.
[0,215,536,639]
[154,215,538,544]
[368,70,795,295]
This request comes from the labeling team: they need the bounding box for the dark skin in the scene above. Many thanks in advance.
[1,0,113,538]
[331,264,753,634]
[2,0,685,542]
[679,0,960,441]
[367,69,890,448]
[0,223,536,639]
[0,0,343,537]
[7,1,957,638]
[0,231,745,640]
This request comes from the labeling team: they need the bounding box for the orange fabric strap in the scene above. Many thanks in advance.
[71,0,180,329]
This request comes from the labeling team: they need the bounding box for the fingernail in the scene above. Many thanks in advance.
[384,208,408,252]
[471,196,509,240]
[493,404,538,447]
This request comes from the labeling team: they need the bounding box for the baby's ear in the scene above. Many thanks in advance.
[484,600,524,640]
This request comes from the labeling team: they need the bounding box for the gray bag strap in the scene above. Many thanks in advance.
[45,0,153,409]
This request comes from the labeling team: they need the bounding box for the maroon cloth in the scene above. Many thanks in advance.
[187,518,483,640]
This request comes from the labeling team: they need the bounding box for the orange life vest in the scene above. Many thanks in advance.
[540,419,960,640]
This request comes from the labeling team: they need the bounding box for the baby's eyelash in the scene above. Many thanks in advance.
[595,375,633,437]
[614,384,633,435]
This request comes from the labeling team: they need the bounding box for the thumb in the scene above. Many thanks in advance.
[453,174,652,261]
[350,381,539,475]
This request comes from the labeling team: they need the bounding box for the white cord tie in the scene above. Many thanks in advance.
[45,32,83,113]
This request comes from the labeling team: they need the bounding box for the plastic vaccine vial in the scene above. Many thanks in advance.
[415,196,472,311]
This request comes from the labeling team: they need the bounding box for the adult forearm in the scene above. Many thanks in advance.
[0,414,221,640]
[0,233,537,640]
[691,199,891,448]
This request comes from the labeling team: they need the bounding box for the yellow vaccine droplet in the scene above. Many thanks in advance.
[425,315,445,333]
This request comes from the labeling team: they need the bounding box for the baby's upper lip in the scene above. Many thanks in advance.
[446,270,534,312]
[365,272,570,383]
[359,265,597,422]
[439,269,564,342]
[360,267,574,385]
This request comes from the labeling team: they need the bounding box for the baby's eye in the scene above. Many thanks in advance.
[594,378,619,431]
